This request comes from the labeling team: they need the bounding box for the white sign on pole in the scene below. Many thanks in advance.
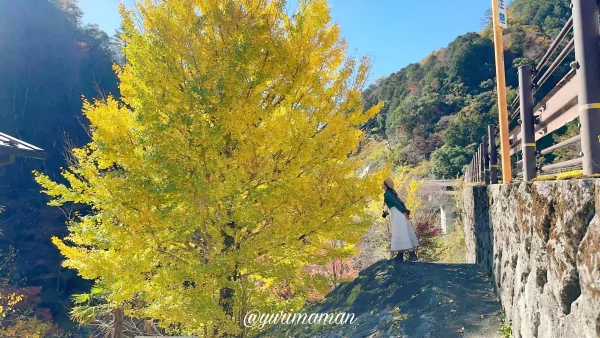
[497,0,508,29]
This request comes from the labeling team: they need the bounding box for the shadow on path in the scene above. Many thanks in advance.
[261,260,503,338]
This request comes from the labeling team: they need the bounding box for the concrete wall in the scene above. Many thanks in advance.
[462,179,600,338]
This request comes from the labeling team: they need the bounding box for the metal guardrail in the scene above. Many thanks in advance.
[463,0,600,184]
[508,17,574,120]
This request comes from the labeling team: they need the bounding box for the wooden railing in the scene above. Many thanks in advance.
[463,0,600,184]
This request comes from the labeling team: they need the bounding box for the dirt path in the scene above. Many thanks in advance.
[261,261,505,338]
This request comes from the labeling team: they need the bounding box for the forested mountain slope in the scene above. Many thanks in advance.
[362,0,571,178]
[0,0,119,332]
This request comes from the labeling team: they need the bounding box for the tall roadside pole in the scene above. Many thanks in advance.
[572,0,600,174]
[491,0,512,183]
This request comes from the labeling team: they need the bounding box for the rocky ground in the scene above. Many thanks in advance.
[260,260,504,338]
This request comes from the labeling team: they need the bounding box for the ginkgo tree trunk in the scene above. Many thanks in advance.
[35,0,383,336]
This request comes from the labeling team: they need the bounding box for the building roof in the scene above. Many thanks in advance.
[0,131,46,164]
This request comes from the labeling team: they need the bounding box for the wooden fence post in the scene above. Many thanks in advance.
[483,136,490,184]
[572,0,600,174]
[518,65,537,180]
[488,125,498,184]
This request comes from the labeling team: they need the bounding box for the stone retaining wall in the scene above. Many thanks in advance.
[461,179,600,338]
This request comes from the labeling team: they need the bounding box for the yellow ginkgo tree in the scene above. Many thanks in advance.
[35,0,383,336]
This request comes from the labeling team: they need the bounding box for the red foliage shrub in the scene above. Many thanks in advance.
[414,219,442,261]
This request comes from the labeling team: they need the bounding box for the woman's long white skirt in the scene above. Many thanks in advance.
[390,207,420,252]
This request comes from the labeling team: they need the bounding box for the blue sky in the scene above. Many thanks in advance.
[79,0,491,82]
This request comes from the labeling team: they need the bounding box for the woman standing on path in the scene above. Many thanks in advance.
[382,177,419,262]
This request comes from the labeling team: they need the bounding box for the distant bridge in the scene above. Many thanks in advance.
[422,179,458,188]
[419,180,459,234]
[421,180,459,195]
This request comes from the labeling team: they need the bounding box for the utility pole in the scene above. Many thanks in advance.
[491,0,512,183]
